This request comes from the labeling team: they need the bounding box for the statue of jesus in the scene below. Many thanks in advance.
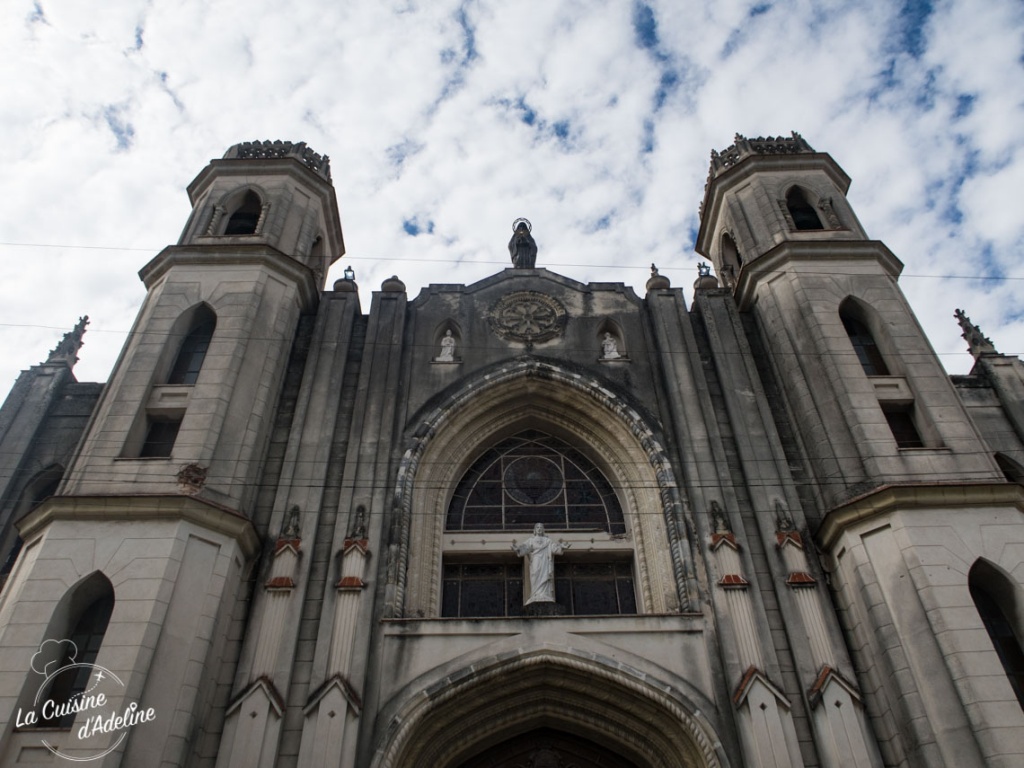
[512,523,569,604]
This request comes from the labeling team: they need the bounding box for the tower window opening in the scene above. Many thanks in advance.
[969,563,1024,709]
[842,314,890,375]
[721,232,742,273]
[224,191,262,235]
[36,589,114,728]
[786,187,823,231]
[882,404,923,449]
[139,417,182,458]
[167,308,216,385]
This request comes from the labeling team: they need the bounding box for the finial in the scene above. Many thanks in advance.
[46,316,89,367]
[954,308,998,359]
[646,263,671,292]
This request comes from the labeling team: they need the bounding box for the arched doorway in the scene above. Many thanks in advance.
[371,651,726,768]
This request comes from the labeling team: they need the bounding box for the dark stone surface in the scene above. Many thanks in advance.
[524,601,565,617]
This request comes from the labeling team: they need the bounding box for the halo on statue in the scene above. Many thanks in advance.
[512,217,532,233]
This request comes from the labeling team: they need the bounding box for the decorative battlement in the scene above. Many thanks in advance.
[700,132,815,219]
[223,140,331,181]
[710,132,815,176]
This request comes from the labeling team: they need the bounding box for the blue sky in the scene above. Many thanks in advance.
[0,0,1021,386]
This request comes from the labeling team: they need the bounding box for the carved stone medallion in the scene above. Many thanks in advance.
[488,291,567,343]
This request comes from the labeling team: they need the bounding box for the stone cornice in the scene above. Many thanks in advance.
[697,148,851,251]
[139,244,320,311]
[816,482,1024,550]
[733,239,903,310]
[17,494,261,559]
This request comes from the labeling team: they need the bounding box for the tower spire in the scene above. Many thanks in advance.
[954,308,998,359]
[45,315,89,367]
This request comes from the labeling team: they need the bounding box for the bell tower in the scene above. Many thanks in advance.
[62,140,344,509]
[698,134,1020,766]
[0,141,345,765]
[697,132,1002,506]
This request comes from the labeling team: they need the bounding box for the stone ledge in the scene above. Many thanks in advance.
[816,482,1024,550]
[16,494,261,559]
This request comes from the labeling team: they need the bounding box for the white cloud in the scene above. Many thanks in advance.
[0,0,1021,390]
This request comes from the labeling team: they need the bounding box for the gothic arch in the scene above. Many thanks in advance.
[167,303,217,385]
[370,650,728,768]
[720,231,742,277]
[12,571,115,726]
[207,185,269,236]
[839,296,892,376]
[968,558,1024,706]
[388,359,698,618]
[784,185,823,231]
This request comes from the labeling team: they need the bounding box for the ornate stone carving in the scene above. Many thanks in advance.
[817,196,842,229]
[46,316,89,367]
[955,308,998,358]
[223,140,332,181]
[176,462,208,493]
[488,292,567,343]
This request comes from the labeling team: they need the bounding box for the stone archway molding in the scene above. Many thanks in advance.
[370,649,728,768]
[386,357,699,618]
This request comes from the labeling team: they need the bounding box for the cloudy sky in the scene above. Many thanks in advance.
[0,0,1021,388]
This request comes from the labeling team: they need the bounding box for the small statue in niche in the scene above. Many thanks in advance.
[350,505,367,540]
[508,218,537,269]
[281,505,301,538]
[512,523,570,604]
[710,501,731,533]
[601,332,621,359]
[774,500,794,532]
[437,329,456,362]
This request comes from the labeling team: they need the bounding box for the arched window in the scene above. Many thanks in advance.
[786,186,823,231]
[224,190,262,235]
[167,305,216,385]
[721,232,742,273]
[969,560,1024,709]
[446,431,626,534]
[31,574,114,728]
[840,302,889,376]
[443,431,635,618]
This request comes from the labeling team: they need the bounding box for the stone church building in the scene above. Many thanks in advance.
[0,134,1021,767]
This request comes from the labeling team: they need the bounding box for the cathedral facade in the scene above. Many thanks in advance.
[0,135,1021,767]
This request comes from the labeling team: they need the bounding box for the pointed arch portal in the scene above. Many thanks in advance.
[371,652,725,768]
[387,358,698,619]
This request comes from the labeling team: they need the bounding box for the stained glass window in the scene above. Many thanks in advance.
[446,431,625,534]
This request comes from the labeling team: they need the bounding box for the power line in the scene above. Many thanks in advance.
[0,241,1021,281]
